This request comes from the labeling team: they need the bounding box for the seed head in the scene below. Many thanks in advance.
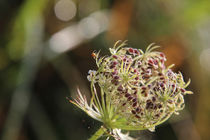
[70,41,193,135]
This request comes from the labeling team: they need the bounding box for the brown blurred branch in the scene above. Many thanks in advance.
[107,0,135,41]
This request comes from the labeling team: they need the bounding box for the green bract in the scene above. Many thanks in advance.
[70,41,192,139]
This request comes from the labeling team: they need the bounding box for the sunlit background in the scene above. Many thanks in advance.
[0,0,210,140]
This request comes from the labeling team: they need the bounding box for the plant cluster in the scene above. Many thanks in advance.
[70,41,192,140]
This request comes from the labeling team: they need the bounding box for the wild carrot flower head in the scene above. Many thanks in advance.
[70,41,192,137]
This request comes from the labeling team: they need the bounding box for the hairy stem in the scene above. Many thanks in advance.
[89,126,106,140]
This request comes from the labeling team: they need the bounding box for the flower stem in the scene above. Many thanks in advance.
[89,126,106,140]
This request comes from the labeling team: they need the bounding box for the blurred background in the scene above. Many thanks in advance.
[0,0,209,140]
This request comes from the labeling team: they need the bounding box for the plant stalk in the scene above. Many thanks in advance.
[89,126,106,140]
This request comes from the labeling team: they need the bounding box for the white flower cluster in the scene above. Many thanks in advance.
[70,41,192,139]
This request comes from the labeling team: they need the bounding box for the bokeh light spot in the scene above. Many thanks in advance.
[200,48,210,72]
[54,0,77,21]
[78,17,100,39]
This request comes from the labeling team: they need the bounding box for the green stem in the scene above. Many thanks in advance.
[89,126,106,140]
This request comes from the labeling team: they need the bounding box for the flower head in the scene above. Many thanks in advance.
[69,41,192,138]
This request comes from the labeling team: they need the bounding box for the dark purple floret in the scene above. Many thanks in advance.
[146,99,152,103]
[114,76,119,80]
[112,61,118,65]
[180,88,185,93]
[153,105,157,110]
[131,110,136,114]
[135,115,140,118]
[129,48,134,53]
[172,84,175,88]
[133,90,137,95]
[112,70,118,75]
[133,102,137,107]
[136,107,141,113]
[125,93,131,97]
[127,96,133,101]
[152,97,156,102]
[155,114,160,117]
[158,104,162,109]
[110,65,115,69]
[148,59,153,64]
[112,55,118,59]
[141,86,147,90]
[160,77,165,80]
[134,49,139,54]
[160,83,164,88]
[117,85,123,91]
[132,98,137,103]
